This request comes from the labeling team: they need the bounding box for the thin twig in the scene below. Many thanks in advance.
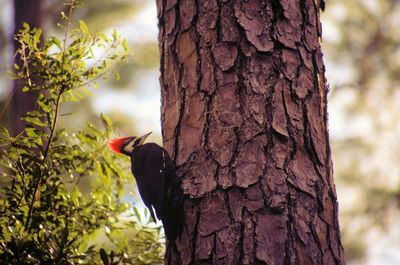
[24,91,62,231]
[62,0,75,54]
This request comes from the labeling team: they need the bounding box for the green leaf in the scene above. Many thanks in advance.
[37,94,52,112]
[122,39,128,52]
[79,20,89,34]
[33,28,42,45]
[21,114,47,127]
[133,207,141,223]
[22,22,30,32]
[100,114,112,131]
[0,127,10,146]
[25,127,39,138]
[98,32,109,43]
[0,127,10,138]
[60,11,67,20]
[81,87,93,97]
[51,36,62,50]
[112,30,118,41]
[112,72,120,80]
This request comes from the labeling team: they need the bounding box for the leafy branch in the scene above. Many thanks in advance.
[0,1,164,264]
[24,0,78,233]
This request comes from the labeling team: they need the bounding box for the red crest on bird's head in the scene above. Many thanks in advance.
[107,137,130,154]
[107,132,152,155]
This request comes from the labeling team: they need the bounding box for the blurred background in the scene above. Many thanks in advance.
[0,0,399,264]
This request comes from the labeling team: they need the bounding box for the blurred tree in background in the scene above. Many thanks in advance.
[11,0,44,134]
[322,0,400,263]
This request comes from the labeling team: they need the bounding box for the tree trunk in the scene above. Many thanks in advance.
[11,0,43,135]
[157,0,345,264]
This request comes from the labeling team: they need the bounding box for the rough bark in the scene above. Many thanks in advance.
[157,0,345,264]
[11,0,43,135]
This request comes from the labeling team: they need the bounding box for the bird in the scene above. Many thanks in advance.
[107,132,184,242]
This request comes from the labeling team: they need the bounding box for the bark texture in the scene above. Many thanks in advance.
[157,0,345,264]
[11,0,43,135]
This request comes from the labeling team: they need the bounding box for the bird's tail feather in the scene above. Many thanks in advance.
[162,204,184,242]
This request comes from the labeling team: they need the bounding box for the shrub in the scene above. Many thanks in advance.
[0,1,164,264]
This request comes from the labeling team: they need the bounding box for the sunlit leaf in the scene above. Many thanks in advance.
[79,20,89,34]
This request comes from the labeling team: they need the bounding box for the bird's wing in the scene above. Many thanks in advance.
[131,143,166,221]
[130,143,184,240]
[137,186,157,222]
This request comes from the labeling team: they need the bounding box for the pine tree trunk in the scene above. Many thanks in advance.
[11,0,43,135]
[157,0,345,264]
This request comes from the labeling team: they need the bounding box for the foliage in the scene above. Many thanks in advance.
[0,1,163,264]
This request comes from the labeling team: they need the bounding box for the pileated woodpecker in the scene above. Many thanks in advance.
[108,132,183,241]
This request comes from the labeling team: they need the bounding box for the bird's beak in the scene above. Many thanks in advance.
[107,136,130,154]
[138,131,152,146]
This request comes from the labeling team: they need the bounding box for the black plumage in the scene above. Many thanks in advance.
[129,143,183,241]
[108,134,184,242]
